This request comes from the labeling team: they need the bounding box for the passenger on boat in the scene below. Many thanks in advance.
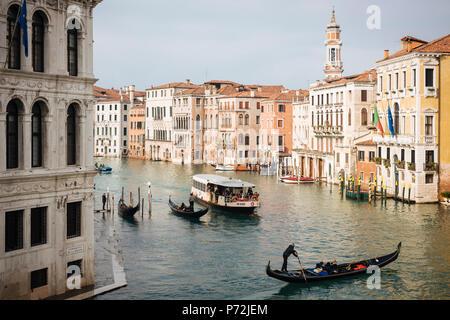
[180,203,186,210]
[314,262,324,273]
[281,243,298,272]
[248,188,253,197]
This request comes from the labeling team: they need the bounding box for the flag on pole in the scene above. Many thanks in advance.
[18,0,28,57]
[373,104,384,136]
[387,104,395,136]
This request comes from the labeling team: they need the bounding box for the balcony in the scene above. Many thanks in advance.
[278,146,285,152]
[407,162,416,171]
[424,87,437,98]
[396,160,405,169]
[424,136,435,144]
[374,157,382,165]
[373,134,414,145]
[383,159,391,168]
[424,162,439,173]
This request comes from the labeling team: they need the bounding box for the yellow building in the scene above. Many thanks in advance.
[374,34,450,203]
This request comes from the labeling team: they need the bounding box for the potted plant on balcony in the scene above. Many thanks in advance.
[374,157,381,165]
[383,159,391,168]
[397,160,405,169]
[407,162,416,171]
[425,162,436,172]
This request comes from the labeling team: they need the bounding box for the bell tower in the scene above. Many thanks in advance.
[324,8,343,80]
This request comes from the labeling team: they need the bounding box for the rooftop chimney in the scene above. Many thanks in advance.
[186,79,190,84]
[250,90,255,97]
[384,50,389,59]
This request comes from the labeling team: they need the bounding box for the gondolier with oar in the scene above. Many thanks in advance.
[281,243,298,272]
[189,193,195,211]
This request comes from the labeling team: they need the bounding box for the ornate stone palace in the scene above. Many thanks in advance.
[0,0,102,299]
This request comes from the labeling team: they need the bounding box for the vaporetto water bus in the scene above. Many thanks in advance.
[191,174,260,214]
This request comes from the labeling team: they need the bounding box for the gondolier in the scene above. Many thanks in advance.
[282,243,298,272]
[189,193,195,211]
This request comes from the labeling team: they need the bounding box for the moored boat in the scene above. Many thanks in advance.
[168,197,209,219]
[280,176,314,184]
[215,164,235,171]
[95,164,112,173]
[266,242,401,283]
[236,165,250,171]
[118,199,140,218]
[191,174,260,214]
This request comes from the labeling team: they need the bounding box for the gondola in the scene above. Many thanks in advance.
[168,197,209,219]
[266,242,401,283]
[118,199,140,218]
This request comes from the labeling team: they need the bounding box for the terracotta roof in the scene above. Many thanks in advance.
[131,104,145,109]
[146,81,198,90]
[356,139,376,146]
[174,85,206,97]
[313,69,376,89]
[377,34,450,62]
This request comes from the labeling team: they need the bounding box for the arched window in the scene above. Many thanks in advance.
[245,114,249,125]
[245,134,250,146]
[32,103,43,167]
[361,108,368,126]
[6,100,20,169]
[239,114,243,125]
[32,11,46,72]
[67,21,78,76]
[67,104,77,165]
[7,5,21,70]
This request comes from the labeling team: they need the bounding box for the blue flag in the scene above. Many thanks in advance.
[387,104,395,136]
[18,0,28,57]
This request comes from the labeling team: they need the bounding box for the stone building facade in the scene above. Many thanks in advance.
[374,34,450,203]
[0,0,101,299]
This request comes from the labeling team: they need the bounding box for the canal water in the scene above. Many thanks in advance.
[93,158,449,300]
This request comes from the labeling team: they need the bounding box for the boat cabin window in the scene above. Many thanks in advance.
[193,180,207,192]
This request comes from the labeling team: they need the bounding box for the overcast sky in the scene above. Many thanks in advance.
[93,0,450,91]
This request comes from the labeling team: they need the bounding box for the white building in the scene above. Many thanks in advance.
[173,85,206,164]
[93,85,144,158]
[0,0,101,299]
[145,80,197,161]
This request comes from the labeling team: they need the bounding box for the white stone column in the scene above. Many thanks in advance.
[0,113,6,172]
[22,113,32,170]
[44,115,55,169]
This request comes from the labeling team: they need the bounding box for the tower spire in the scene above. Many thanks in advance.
[330,6,336,24]
[324,7,343,80]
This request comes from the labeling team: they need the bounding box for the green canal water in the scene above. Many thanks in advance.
[93,158,449,300]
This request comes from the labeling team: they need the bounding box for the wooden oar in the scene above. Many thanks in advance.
[296,255,309,287]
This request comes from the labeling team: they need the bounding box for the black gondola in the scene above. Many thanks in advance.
[118,199,140,218]
[168,197,209,219]
[266,242,401,283]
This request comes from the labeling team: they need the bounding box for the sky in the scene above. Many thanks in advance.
[93,0,450,91]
